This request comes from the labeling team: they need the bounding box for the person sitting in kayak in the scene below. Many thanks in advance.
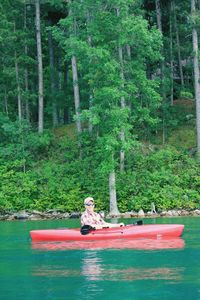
[81,197,124,230]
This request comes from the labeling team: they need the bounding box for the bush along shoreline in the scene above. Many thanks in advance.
[0,146,199,218]
[0,208,200,221]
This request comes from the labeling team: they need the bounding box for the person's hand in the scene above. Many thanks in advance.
[108,223,124,228]
[94,225,103,230]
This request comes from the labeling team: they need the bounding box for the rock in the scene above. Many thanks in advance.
[165,210,179,217]
[33,211,51,218]
[32,210,45,216]
[160,211,167,216]
[193,209,200,215]
[69,212,81,218]
[180,210,190,216]
[138,209,145,217]
[130,211,138,217]
[62,213,70,219]
[172,210,179,216]
[7,215,15,221]
[165,210,173,216]
[1,208,200,222]
[29,214,43,220]
[106,213,122,218]
[0,214,10,221]
[146,211,157,216]
[14,212,29,220]
[48,211,61,218]
[121,212,132,218]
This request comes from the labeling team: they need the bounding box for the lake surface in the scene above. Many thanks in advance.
[0,217,199,300]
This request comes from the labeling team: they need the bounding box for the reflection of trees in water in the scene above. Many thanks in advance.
[96,267,183,281]
[33,268,80,277]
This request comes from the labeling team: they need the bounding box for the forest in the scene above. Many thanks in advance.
[0,0,200,214]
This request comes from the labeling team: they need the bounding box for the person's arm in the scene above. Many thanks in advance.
[103,222,124,228]
[83,212,124,229]
[89,222,124,230]
[97,213,124,229]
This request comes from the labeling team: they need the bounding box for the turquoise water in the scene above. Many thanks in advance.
[0,217,199,300]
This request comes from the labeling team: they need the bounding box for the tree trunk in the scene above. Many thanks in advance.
[69,3,82,135]
[72,55,82,134]
[155,0,162,32]
[170,0,174,106]
[172,0,184,87]
[57,56,63,123]
[48,19,58,127]
[4,87,8,115]
[14,22,22,122]
[126,45,131,58]
[35,0,44,134]
[155,0,166,144]
[24,69,30,122]
[15,55,22,121]
[86,10,93,134]
[117,8,125,172]
[191,0,200,155]
[155,0,165,87]
[155,0,165,90]
[109,168,120,215]
[88,95,93,133]
[63,62,70,124]
[118,45,125,172]
[24,4,30,122]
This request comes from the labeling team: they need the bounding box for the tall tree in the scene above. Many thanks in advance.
[191,0,200,155]
[35,0,44,133]
[109,157,120,215]
[72,55,82,134]
[172,0,184,88]
[14,22,22,121]
[48,19,59,127]
[169,0,174,105]
[117,7,126,172]
[24,3,30,122]
[69,2,82,135]
[155,0,167,144]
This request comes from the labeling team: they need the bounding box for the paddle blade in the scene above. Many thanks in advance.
[80,225,95,235]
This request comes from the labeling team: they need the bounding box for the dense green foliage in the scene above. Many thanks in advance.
[0,0,199,213]
[0,123,199,212]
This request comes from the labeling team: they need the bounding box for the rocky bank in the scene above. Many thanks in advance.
[0,209,200,221]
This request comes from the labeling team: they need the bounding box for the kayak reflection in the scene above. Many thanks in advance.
[81,255,183,282]
[32,249,184,282]
[31,237,185,251]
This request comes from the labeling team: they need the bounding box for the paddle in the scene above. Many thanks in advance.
[80,220,143,235]
[80,225,95,235]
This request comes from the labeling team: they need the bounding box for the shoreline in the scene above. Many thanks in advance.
[0,208,200,221]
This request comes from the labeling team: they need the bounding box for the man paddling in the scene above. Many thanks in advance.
[81,197,124,229]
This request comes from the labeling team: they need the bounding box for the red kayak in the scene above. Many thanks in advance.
[30,224,184,242]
